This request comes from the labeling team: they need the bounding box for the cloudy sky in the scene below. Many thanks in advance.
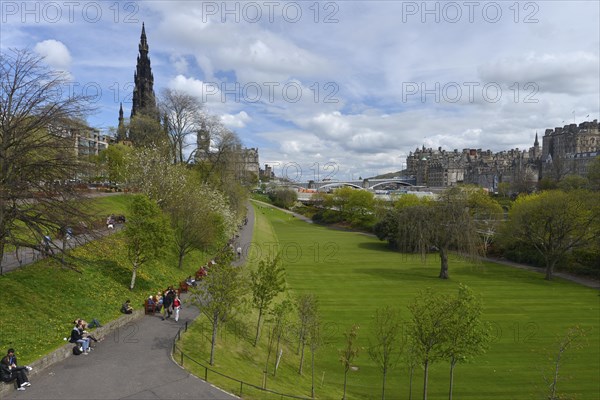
[2,1,599,180]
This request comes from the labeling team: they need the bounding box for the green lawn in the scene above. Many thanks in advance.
[180,202,600,400]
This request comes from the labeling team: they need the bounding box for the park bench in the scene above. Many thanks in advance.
[195,267,208,280]
[144,299,156,315]
[179,281,189,293]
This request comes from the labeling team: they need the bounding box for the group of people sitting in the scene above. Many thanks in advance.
[0,348,33,391]
[68,319,101,355]
[146,287,182,322]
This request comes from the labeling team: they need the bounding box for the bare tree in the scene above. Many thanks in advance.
[160,88,204,163]
[544,326,587,400]
[188,250,246,365]
[0,49,95,274]
[195,115,243,183]
[296,293,318,375]
[368,306,403,400]
[339,324,360,400]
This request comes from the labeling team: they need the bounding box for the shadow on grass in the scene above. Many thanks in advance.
[356,241,396,253]
[357,266,441,282]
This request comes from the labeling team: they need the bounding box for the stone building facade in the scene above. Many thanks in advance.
[406,120,599,190]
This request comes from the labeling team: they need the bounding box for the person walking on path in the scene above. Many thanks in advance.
[173,295,181,322]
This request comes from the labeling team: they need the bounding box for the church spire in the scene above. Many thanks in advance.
[130,22,157,119]
[117,103,126,142]
[534,131,539,147]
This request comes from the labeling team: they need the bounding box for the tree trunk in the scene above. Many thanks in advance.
[210,313,218,365]
[382,368,387,400]
[61,232,67,268]
[0,241,5,276]
[178,248,184,269]
[408,364,414,400]
[423,359,430,400]
[438,247,449,279]
[449,359,456,400]
[274,329,283,376]
[342,368,348,400]
[298,340,305,375]
[130,262,138,290]
[550,348,563,399]
[311,348,315,399]
[264,328,273,389]
[254,307,263,347]
[545,259,557,281]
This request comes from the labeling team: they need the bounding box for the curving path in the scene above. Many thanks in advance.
[3,203,256,400]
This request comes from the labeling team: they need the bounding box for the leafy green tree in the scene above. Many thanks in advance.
[587,156,600,190]
[126,146,237,268]
[98,143,133,184]
[308,306,322,399]
[405,341,420,400]
[466,188,504,256]
[444,284,492,400]
[168,181,233,269]
[408,288,455,400]
[250,256,286,346]
[189,250,246,365]
[268,188,298,209]
[330,187,376,227]
[0,49,95,274]
[125,146,186,208]
[296,293,318,375]
[270,299,294,376]
[128,112,169,150]
[395,187,479,279]
[124,195,171,289]
[501,190,600,280]
[368,306,403,400]
[339,324,360,400]
[558,174,589,191]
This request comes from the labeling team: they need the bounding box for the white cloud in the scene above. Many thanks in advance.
[4,1,598,180]
[221,111,251,129]
[33,40,72,71]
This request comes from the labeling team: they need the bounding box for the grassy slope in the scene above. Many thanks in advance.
[181,203,599,400]
[0,194,207,362]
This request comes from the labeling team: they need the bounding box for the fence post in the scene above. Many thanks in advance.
[239,381,243,396]
[180,351,184,366]
[204,367,208,381]
[185,321,188,332]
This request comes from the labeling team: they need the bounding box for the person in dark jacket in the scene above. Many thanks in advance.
[69,320,90,354]
[161,288,174,320]
[0,355,31,390]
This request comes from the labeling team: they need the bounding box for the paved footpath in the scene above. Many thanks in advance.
[3,203,257,400]
[4,309,237,400]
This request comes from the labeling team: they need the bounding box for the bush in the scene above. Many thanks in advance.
[268,188,297,209]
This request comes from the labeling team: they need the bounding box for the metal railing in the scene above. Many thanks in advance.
[171,321,311,400]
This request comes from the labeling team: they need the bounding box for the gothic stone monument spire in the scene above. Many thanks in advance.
[131,22,157,119]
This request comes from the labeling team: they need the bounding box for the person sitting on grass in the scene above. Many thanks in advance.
[121,299,133,314]
[0,355,31,390]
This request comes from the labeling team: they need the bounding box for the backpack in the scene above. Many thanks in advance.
[72,345,83,355]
